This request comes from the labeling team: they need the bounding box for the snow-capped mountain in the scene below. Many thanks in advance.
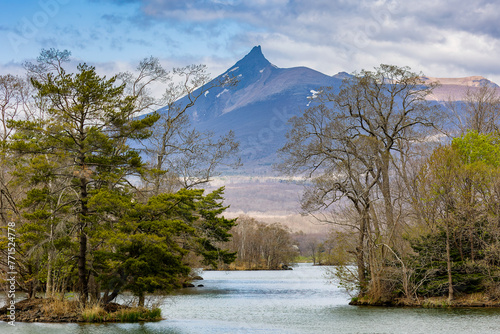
[166,46,343,173]
[156,46,499,175]
[187,45,341,121]
[147,46,499,225]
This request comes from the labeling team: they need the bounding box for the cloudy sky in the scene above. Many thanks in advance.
[1,0,500,83]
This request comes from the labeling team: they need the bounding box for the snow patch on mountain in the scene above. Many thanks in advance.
[216,89,228,98]
[306,89,321,106]
[309,89,320,98]
[154,45,500,175]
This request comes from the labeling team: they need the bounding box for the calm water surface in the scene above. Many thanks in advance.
[2,264,500,333]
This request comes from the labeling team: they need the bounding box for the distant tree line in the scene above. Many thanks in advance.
[279,64,500,305]
[293,231,351,266]
[223,216,298,270]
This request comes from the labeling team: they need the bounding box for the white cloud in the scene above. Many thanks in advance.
[3,0,500,87]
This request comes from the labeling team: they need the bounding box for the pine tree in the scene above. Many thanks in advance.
[9,61,159,303]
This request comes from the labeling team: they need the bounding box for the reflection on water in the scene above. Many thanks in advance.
[2,264,500,333]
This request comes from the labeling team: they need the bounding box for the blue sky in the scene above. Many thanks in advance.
[2,0,500,83]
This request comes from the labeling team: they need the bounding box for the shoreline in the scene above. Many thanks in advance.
[350,295,500,308]
[205,267,294,271]
[0,298,162,323]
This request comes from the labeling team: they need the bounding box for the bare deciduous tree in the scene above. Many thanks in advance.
[119,59,240,193]
[228,216,297,270]
[446,85,500,135]
[278,64,441,300]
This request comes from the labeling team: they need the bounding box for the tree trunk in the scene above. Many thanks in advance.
[78,175,89,304]
[88,274,100,303]
[104,289,120,304]
[78,229,88,303]
[356,210,368,295]
[380,152,396,244]
[27,264,34,299]
[445,222,454,302]
[470,228,475,263]
[103,271,128,304]
[45,249,54,298]
[369,246,382,301]
[138,294,145,307]
[59,275,68,301]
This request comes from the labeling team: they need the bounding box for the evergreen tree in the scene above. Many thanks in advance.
[6,50,237,307]
[92,188,236,306]
[9,60,159,303]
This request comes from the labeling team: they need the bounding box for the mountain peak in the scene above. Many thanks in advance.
[231,45,271,71]
[247,45,264,58]
[333,71,352,80]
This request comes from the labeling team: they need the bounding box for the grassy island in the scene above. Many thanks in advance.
[0,298,162,323]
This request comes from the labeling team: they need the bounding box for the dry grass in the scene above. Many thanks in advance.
[419,293,496,308]
[421,297,452,308]
[80,302,107,322]
[461,293,486,303]
[80,303,162,323]
[0,297,162,323]
[41,298,78,316]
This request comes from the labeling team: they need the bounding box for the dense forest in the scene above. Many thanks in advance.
[278,64,500,306]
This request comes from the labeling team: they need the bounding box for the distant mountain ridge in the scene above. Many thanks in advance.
[423,76,498,87]
[155,46,499,175]
[423,76,499,101]
[148,47,500,223]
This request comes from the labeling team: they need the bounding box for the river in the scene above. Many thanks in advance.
[2,263,500,333]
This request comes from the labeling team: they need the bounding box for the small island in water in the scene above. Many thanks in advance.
[0,298,162,323]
